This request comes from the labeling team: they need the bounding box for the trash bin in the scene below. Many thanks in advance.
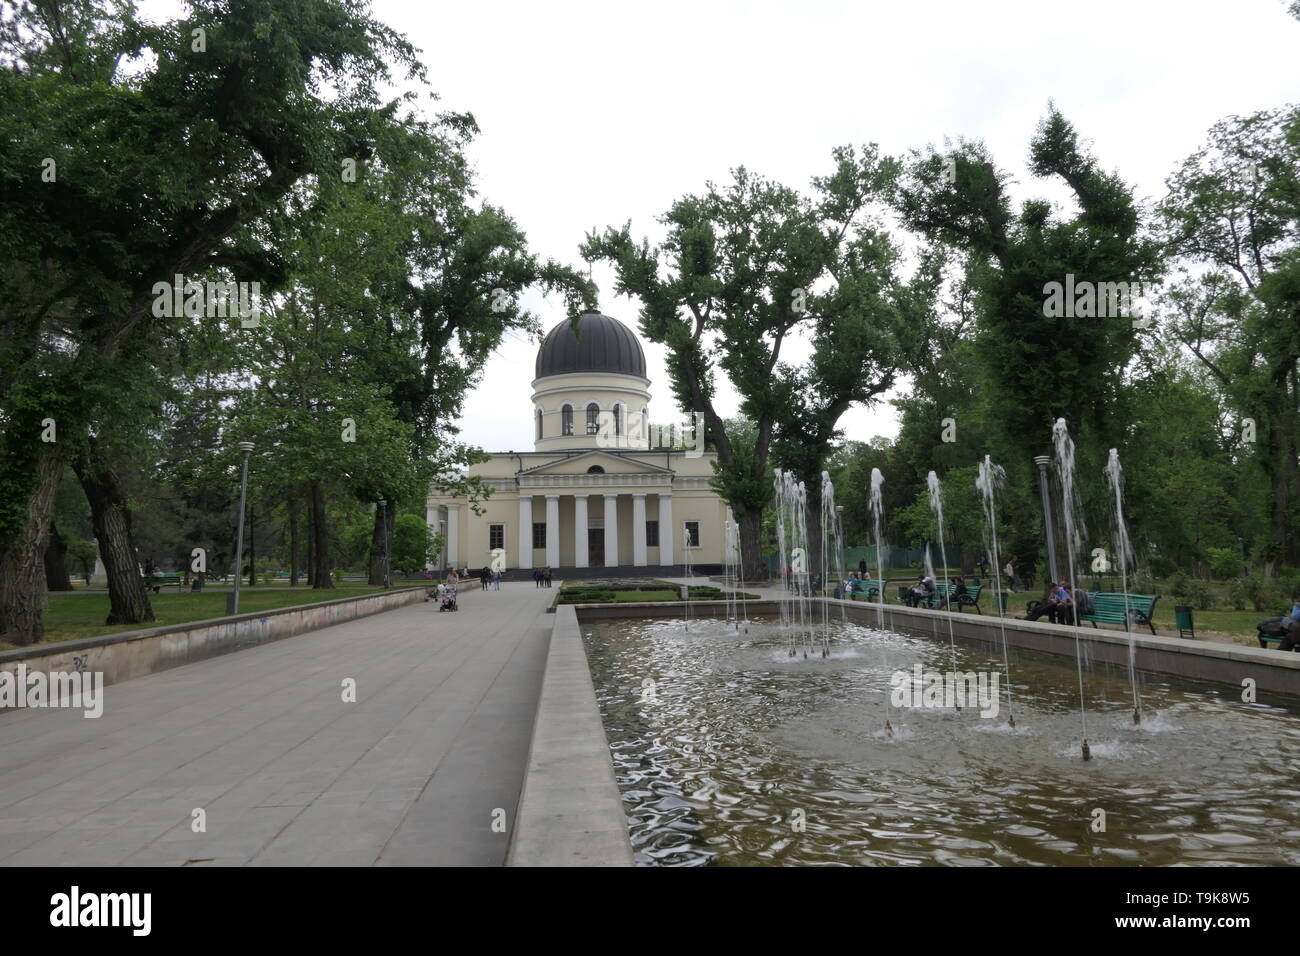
[997,593,1008,613]
[191,577,203,591]
[1175,604,1195,640]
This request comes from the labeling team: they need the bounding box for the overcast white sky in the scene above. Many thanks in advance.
[366,0,1299,452]
[147,0,1300,451]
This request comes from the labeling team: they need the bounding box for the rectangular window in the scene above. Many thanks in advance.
[684,520,700,548]
[489,524,504,551]
[532,522,546,549]
[645,520,659,547]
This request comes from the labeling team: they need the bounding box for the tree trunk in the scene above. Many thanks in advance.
[960,545,976,577]
[43,521,73,591]
[805,486,825,583]
[736,506,767,582]
[289,495,300,587]
[309,479,332,589]
[248,503,256,587]
[0,445,65,645]
[73,445,155,626]
[1263,392,1300,571]
[367,502,394,586]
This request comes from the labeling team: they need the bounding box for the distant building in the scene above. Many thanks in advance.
[426,311,727,571]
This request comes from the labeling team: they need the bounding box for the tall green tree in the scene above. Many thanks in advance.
[1158,107,1300,569]
[0,0,426,643]
[897,110,1160,460]
[584,146,919,578]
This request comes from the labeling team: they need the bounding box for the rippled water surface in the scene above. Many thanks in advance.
[583,615,1300,866]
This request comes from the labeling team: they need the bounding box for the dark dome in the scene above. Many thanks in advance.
[535,312,646,380]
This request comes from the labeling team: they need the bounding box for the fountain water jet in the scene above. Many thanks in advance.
[869,468,887,630]
[976,456,1016,728]
[926,471,961,694]
[820,471,845,653]
[773,470,815,657]
[773,470,792,651]
[1052,418,1091,760]
[1104,448,1142,725]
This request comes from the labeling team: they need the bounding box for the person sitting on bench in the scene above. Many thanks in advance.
[947,576,968,608]
[1280,617,1300,651]
[834,572,861,600]
[1027,580,1071,623]
[906,576,934,608]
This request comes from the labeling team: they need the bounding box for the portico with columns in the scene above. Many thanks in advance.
[427,311,727,573]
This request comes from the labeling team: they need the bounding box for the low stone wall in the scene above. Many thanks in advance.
[571,596,1300,700]
[831,598,1300,700]
[508,603,635,867]
[0,586,429,697]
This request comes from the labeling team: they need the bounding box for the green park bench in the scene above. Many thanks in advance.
[145,571,183,593]
[1028,591,1161,634]
[892,581,982,612]
[843,578,887,601]
[943,582,983,613]
[1257,616,1297,649]
[930,582,982,612]
[1080,592,1160,635]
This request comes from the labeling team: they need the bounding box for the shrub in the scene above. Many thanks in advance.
[1244,576,1284,612]
[1206,547,1243,580]
[1168,571,1191,601]
[1227,577,1249,611]
[1183,578,1216,610]
[1148,554,1178,578]
[557,589,615,604]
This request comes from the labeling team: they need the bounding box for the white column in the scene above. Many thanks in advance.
[425,504,437,569]
[518,496,533,569]
[545,495,560,568]
[574,494,589,568]
[658,494,673,566]
[446,503,460,569]
[604,494,620,567]
[632,494,647,567]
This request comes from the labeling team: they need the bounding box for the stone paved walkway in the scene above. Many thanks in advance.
[0,582,555,866]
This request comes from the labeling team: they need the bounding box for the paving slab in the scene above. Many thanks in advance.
[0,583,554,866]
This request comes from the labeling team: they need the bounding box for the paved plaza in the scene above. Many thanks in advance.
[0,583,555,866]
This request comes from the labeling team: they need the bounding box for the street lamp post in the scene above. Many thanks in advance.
[380,499,392,589]
[227,442,255,616]
[1034,454,1060,585]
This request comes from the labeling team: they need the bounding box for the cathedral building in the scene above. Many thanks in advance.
[426,311,728,573]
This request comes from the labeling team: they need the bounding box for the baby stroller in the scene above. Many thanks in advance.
[430,582,458,612]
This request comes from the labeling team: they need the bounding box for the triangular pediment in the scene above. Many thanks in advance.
[520,449,673,476]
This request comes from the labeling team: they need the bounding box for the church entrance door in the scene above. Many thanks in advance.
[588,528,604,567]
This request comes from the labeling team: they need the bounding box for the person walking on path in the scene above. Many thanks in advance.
[532,568,543,588]
[544,567,553,588]
[491,568,502,591]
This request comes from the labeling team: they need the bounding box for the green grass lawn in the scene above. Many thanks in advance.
[10,586,394,650]
[612,590,678,602]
